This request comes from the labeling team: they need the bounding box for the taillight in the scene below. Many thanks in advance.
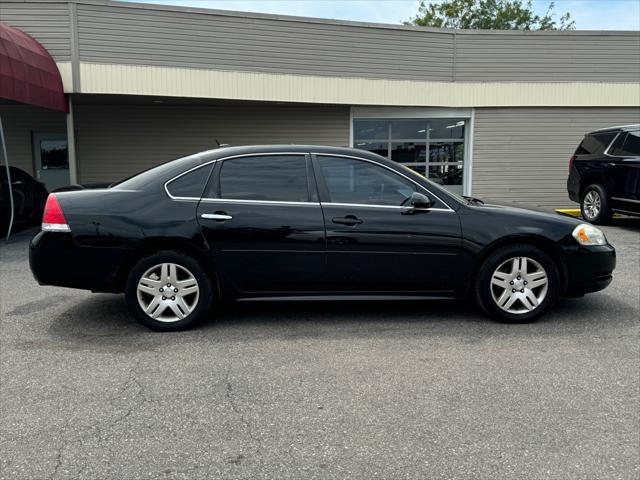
[568,154,576,174]
[42,194,70,232]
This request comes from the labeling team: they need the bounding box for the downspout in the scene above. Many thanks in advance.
[0,114,15,242]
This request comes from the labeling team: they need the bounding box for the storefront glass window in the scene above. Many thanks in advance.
[353,118,467,194]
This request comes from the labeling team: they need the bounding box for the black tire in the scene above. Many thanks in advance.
[580,184,612,225]
[475,244,560,324]
[125,250,213,331]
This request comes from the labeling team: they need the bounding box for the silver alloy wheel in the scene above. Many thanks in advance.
[490,256,548,315]
[136,263,199,322]
[583,190,601,220]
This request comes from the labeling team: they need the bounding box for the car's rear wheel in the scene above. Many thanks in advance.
[475,244,559,323]
[125,251,212,331]
[581,184,612,225]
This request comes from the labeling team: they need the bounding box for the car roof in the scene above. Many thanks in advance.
[590,124,640,134]
[198,144,385,161]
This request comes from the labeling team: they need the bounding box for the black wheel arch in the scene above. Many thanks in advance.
[465,234,568,298]
[115,238,221,299]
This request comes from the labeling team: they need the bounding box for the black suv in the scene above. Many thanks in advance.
[568,124,640,224]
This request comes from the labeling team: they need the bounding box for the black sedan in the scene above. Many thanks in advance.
[30,146,615,331]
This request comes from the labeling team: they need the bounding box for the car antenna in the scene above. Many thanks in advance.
[215,139,230,148]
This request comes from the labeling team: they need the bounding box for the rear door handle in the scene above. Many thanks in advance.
[201,213,233,221]
[332,215,363,226]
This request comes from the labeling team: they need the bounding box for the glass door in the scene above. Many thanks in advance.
[32,133,69,191]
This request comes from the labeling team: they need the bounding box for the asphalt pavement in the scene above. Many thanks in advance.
[1,219,638,479]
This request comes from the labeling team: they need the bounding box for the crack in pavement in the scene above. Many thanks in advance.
[224,368,263,460]
[47,359,148,479]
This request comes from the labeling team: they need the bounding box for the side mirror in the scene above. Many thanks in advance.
[402,192,433,214]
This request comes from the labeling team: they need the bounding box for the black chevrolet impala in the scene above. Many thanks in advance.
[30,146,615,331]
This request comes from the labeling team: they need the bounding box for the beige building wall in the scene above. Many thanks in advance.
[472,107,640,208]
[74,102,350,183]
[0,105,67,175]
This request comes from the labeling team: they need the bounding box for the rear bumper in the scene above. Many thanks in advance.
[29,231,127,292]
[567,174,581,203]
[560,243,616,296]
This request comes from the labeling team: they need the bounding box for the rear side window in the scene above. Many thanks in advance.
[609,131,640,157]
[575,131,617,155]
[218,155,309,202]
[166,165,211,198]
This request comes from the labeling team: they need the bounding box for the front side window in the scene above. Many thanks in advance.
[353,118,466,194]
[318,156,417,206]
[609,131,640,157]
[219,155,309,202]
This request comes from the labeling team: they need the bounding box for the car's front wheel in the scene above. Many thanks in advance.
[580,184,612,225]
[475,244,559,323]
[125,251,213,331]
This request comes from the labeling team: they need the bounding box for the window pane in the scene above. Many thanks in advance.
[219,155,309,202]
[40,140,68,170]
[429,142,464,163]
[428,164,463,186]
[353,120,388,140]
[391,142,427,163]
[167,165,211,198]
[391,120,428,139]
[428,119,466,140]
[610,131,640,157]
[576,132,617,155]
[354,141,388,157]
[318,156,416,206]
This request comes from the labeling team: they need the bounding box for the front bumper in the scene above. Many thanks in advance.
[29,231,128,292]
[560,243,616,296]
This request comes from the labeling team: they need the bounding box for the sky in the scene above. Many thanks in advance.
[125,0,640,30]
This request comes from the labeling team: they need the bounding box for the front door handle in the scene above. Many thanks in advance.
[201,212,233,221]
[332,215,363,226]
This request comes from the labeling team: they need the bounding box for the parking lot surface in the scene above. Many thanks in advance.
[1,220,639,480]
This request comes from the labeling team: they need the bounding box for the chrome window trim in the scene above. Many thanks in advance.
[200,198,320,206]
[164,152,309,201]
[165,150,455,212]
[312,152,455,212]
[322,202,452,212]
[603,131,623,157]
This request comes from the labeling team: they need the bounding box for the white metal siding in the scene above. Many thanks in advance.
[472,108,640,208]
[75,3,454,81]
[5,1,638,84]
[0,2,72,61]
[74,103,349,183]
[455,33,640,82]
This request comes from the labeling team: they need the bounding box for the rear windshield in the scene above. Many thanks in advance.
[575,131,617,155]
[111,153,203,190]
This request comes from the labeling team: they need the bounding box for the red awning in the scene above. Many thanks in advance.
[0,22,68,112]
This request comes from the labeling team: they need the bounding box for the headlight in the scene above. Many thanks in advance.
[572,224,607,246]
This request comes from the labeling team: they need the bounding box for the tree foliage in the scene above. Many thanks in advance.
[407,0,575,30]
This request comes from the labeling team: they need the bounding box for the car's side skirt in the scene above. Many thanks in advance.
[236,293,458,302]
